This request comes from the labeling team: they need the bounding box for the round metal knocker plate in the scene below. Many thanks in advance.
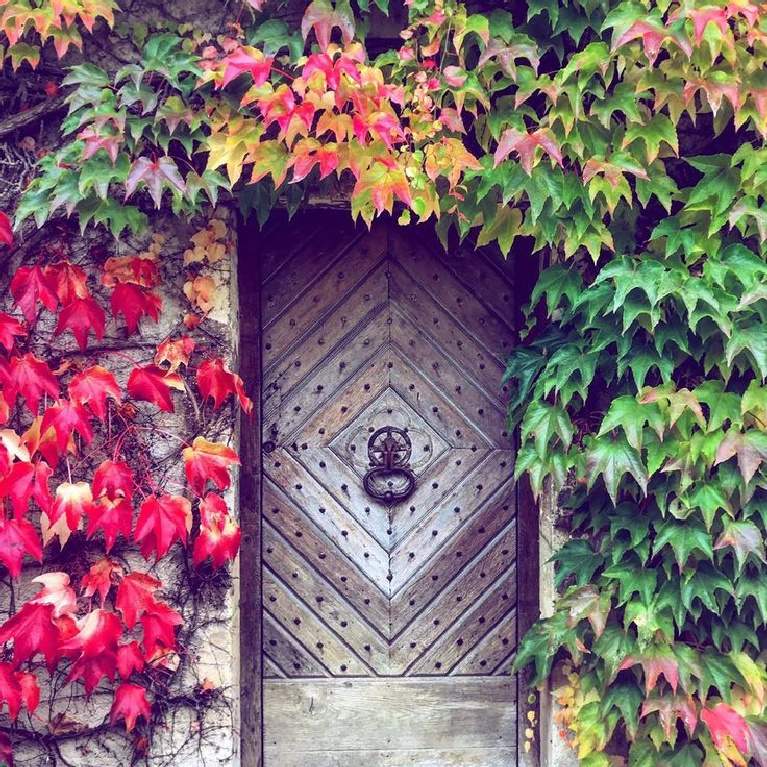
[363,426,416,504]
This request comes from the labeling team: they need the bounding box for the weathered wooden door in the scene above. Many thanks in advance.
[259,211,519,766]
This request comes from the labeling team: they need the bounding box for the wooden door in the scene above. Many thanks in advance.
[259,211,519,767]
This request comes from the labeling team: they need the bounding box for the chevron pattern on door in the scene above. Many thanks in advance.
[259,212,518,765]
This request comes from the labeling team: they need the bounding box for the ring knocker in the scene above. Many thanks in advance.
[363,426,417,504]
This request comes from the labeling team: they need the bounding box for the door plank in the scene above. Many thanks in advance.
[264,570,374,677]
[452,610,519,676]
[263,748,516,767]
[263,677,516,751]
[263,479,390,630]
[263,612,329,678]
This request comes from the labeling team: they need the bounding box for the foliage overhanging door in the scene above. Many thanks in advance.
[260,211,519,766]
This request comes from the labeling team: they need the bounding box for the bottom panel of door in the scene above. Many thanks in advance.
[263,677,516,767]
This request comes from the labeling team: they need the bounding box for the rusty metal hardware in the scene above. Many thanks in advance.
[363,426,416,504]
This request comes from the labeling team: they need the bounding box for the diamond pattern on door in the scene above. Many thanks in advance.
[260,214,517,680]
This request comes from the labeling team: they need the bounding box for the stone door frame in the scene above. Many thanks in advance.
[234,211,550,767]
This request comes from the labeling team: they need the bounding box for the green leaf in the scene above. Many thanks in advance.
[714,519,767,571]
[726,325,767,381]
[652,520,713,571]
[530,264,583,315]
[520,401,575,458]
[584,434,649,503]
[668,744,704,767]
[622,114,678,164]
[602,681,642,739]
[714,429,767,483]
[598,395,664,452]
[552,539,604,587]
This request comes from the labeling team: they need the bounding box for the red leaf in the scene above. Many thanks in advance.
[10,266,57,322]
[0,213,13,247]
[702,702,749,753]
[86,497,133,552]
[0,516,42,578]
[182,437,240,496]
[102,255,161,288]
[125,157,186,208]
[41,400,94,452]
[134,495,191,561]
[217,46,274,89]
[141,601,183,658]
[115,572,163,629]
[0,460,53,516]
[196,358,253,413]
[155,336,195,374]
[81,557,123,607]
[127,365,184,412]
[54,297,106,351]
[61,609,122,695]
[301,0,355,50]
[618,650,679,694]
[93,460,133,502]
[0,663,39,722]
[50,482,94,530]
[68,365,121,420]
[44,260,90,305]
[116,641,144,679]
[0,313,26,353]
[110,683,151,732]
[493,127,564,175]
[111,283,162,335]
[0,601,59,671]
[30,573,78,617]
[193,492,241,569]
[2,353,59,412]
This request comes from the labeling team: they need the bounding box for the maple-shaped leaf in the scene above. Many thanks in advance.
[81,557,123,607]
[301,0,355,50]
[22,416,67,467]
[115,572,163,629]
[68,365,121,420]
[584,434,648,504]
[618,647,680,694]
[493,127,563,175]
[640,695,698,739]
[0,313,26,353]
[9,265,58,322]
[0,663,39,722]
[216,46,274,89]
[141,601,183,658]
[183,437,240,496]
[714,520,766,571]
[102,254,161,289]
[50,482,94,531]
[2,353,59,412]
[125,157,186,208]
[701,703,749,753]
[53,297,106,351]
[29,573,77,615]
[0,213,12,247]
[134,494,191,561]
[116,641,144,679]
[193,492,242,569]
[93,460,133,502]
[714,430,767,484]
[653,520,713,571]
[196,358,253,413]
[0,601,60,671]
[61,609,122,695]
[127,365,184,412]
[0,460,53,517]
[86,497,133,552]
[0,516,42,578]
[110,683,151,732]
[44,260,90,305]
[154,337,195,373]
[41,400,94,452]
[110,283,162,335]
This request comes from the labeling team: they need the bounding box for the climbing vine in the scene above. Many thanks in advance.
[2,0,767,764]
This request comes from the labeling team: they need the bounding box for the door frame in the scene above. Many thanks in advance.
[235,211,542,767]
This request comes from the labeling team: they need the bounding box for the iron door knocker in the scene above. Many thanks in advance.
[363,426,416,504]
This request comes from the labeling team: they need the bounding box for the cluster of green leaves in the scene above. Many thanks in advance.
[509,142,767,767]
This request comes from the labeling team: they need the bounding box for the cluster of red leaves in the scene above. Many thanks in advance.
[0,236,248,752]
